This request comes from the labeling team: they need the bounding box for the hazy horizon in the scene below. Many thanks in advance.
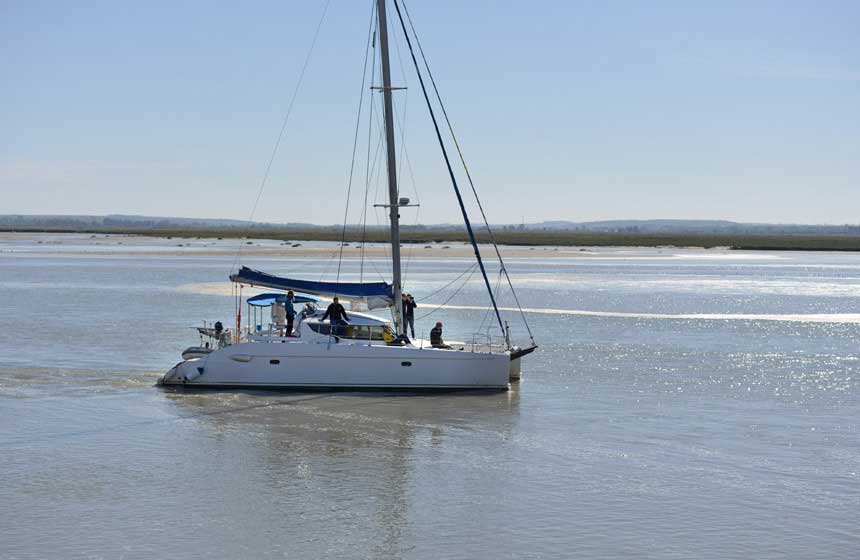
[5,212,860,230]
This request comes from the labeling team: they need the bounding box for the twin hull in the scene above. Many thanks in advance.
[161,341,511,390]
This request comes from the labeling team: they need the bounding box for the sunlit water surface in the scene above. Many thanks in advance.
[1,235,858,559]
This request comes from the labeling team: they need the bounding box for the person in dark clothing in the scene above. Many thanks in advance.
[429,321,451,349]
[213,321,227,348]
[285,290,296,335]
[321,297,350,336]
[401,293,417,338]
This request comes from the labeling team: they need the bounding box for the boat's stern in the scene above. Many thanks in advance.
[507,344,538,381]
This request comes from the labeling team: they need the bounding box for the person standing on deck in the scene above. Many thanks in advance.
[285,290,296,335]
[321,297,350,336]
[402,293,417,338]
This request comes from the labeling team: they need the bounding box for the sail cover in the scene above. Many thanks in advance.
[230,266,393,309]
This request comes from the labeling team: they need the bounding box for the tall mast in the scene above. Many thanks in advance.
[376,0,404,335]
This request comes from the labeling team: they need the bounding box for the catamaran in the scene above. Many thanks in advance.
[159,0,536,390]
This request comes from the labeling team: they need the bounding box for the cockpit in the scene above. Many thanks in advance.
[241,291,395,345]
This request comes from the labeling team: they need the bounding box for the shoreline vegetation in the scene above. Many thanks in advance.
[5,226,860,251]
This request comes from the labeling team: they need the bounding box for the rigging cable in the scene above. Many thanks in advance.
[361,105,391,282]
[390,24,411,198]
[369,92,393,280]
[230,0,332,275]
[399,137,422,279]
[386,33,423,281]
[336,0,377,284]
[415,264,479,322]
[399,0,536,345]
[359,21,379,282]
[389,20,431,286]
[362,134,389,283]
[478,268,505,335]
[362,117,396,284]
[418,263,477,303]
[391,0,505,335]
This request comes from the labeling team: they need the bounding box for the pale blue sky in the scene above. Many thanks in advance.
[2,0,858,225]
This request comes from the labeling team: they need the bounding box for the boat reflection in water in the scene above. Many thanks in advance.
[161,386,520,555]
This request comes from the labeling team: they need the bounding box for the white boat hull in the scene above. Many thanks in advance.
[160,341,511,390]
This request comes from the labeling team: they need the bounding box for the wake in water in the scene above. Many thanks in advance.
[178,282,860,324]
[422,305,860,324]
[0,367,164,399]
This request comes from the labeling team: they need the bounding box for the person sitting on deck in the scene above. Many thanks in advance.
[321,297,350,336]
[430,321,452,349]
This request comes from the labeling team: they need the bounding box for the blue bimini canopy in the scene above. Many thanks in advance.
[230,266,393,309]
[246,292,318,307]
